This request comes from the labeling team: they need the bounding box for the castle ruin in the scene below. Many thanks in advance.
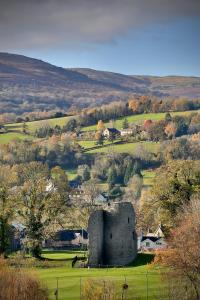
[88,202,137,266]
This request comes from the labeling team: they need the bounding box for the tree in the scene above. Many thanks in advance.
[77,164,90,182]
[15,162,68,258]
[107,166,117,188]
[124,160,133,185]
[164,122,177,139]
[63,118,77,132]
[165,112,172,122]
[128,98,140,113]
[97,120,105,132]
[22,122,28,134]
[124,174,143,200]
[147,120,167,141]
[154,197,200,300]
[51,166,69,194]
[173,116,188,137]
[95,131,104,146]
[141,160,200,228]
[0,165,16,257]
[108,131,116,143]
[122,118,129,129]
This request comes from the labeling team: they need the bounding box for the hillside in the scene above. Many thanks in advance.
[0,53,200,114]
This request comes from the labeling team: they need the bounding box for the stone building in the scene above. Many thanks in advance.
[88,202,137,266]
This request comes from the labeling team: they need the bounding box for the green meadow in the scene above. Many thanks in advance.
[82,110,199,131]
[5,115,71,134]
[142,170,156,188]
[36,251,167,300]
[0,132,33,144]
[84,141,159,154]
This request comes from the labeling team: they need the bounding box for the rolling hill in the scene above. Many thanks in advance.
[0,52,200,114]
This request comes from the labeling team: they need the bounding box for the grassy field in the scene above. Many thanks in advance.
[1,109,198,145]
[0,132,33,144]
[142,170,156,188]
[35,252,168,300]
[82,110,199,131]
[64,168,78,181]
[5,115,71,134]
[85,141,159,154]
[42,250,86,260]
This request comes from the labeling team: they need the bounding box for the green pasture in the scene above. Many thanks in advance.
[42,250,86,260]
[65,168,78,181]
[5,115,71,134]
[0,132,33,144]
[142,170,156,188]
[82,110,199,131]
[35,252,168,300]
[86,141,159,154]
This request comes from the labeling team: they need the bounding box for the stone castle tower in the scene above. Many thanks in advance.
[88,202,137,266]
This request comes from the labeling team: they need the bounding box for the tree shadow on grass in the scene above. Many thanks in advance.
[128,253,155,267]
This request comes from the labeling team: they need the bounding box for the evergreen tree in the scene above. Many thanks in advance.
[122,118,129,129]
[107,166,117,187]
[22,122,28,134]
[124,161,133,185]
[165,112,172,122]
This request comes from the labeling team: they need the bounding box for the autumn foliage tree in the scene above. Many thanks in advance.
[154,198,200,300]
[97,120,105,132]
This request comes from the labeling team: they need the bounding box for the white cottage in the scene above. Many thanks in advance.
[139,224,167,251]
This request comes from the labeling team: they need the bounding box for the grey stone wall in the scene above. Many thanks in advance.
[88,210,104,266]
[88,202,137,266]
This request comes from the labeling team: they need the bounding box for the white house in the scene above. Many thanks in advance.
[120,128,134,136]
[138,224,167,251]
[103,128,120,138]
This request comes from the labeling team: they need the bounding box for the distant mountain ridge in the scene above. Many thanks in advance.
[0,53,200,114]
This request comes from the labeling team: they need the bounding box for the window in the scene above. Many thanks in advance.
[128,217,130,223]
[146,242,150,247]
[110,233,112,239]
[132,231,135,240]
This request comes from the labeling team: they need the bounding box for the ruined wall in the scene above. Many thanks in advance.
[88,202,137,267]
[88,210,104,266]
[103,202,137,266]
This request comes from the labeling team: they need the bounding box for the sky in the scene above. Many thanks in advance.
[0,0,200,76]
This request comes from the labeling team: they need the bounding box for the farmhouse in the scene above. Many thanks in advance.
[138,224,167,251]
[120,128,134,136]
[0,125,6,133]
[103,128,120,138]
[68,185,108,205]
[44,229,88,249]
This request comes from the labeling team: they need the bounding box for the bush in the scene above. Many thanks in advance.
[83,279,119,300]
[0,257,49,300]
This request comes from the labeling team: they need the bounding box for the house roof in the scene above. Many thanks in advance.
[141,236,162,242]
[54,229,88,241]
[105,128,120,133]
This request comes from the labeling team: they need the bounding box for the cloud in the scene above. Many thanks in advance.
[0,0,200,51]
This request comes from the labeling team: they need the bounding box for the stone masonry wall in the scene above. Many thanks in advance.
[88,202,137,266]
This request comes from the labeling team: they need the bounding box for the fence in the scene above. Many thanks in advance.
[50,272,171,300]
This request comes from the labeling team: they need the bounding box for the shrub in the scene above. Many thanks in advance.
[0,257,49,300]
[83,279,119,300]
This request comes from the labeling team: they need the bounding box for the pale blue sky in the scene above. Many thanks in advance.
[1,0,200,76]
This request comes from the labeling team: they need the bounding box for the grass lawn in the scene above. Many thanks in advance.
[142,170,156,188]
[64,168,78,181]
[86,141,159,154]
[82,110,199,131]
[35,252,167,300]
[5,115,71,134]
[0,132,33,144]
[42,250,86,260]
